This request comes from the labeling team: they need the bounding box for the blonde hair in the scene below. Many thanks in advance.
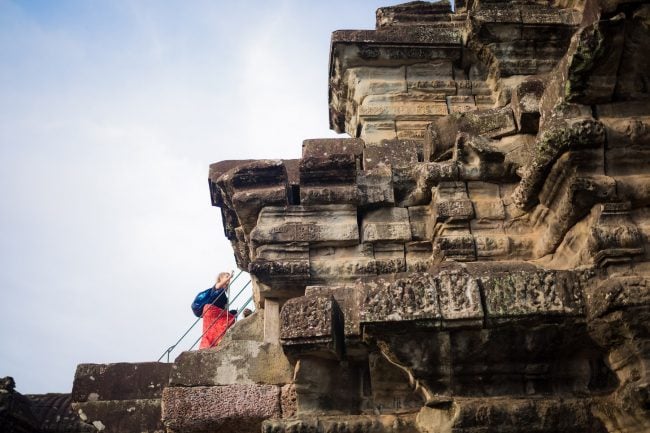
[216,272,230,284]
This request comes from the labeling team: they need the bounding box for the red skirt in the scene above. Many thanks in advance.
[199,305,236,349]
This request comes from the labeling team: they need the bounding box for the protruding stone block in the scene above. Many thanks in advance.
[300,184,359,205]
[305,285,361,337]
[213,160,289,234]
[280,295,343,359]
[481,270,584,321]
[433,232,476,262]
[437,268,483,325]
[393,161,460,206]
[377,1,452,28]
[250,243,310,285]
[432,182,474,222]
[357,166,395,206]
[251,205,358,245]
[360,274,441,324]
[302,138,364,168]
[361,207,411,243]
[363,139,422,170]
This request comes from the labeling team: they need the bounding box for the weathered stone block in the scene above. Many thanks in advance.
[215,159,287,190]
[406,60,453,81]
[250,243,310,285]
[396,120,432,141]
[424,107,515,161]
[357,166,395,206]
[467,181,505,220]
[447,397,601,433]
[305,285,361,337]
[359,94,448,120]
[475,234,511,259]
[474,94,495,110]
[170,342,293,387]
[463,105,517,139]
[361,207,412,243]
[310,243,377,281]
[432,182,474,222]
[481,270,584,320]
[456,79,472,95]
[344,66,407,104]
[299,154,357,185]
[360,120,397,145]
[280,295,343,359]
[214,159,290,234]
[377,0,452,27]
[393,161,460,207]
[73,399,163,433]
[360,274,441,324]
[433,233,476,262]
[302,138,364,168]
[407,205,433,241]
[300,184,359,205]
[280,384,297,419]
[405,241,433,272]
[363,140,421,170]
[232,185,288,232]
[437,268,483,325]
[471,80,492,96]
[293,358,363,415]
[565,17,625,105]
[72,362,172,403]
[161,384,281,433]
[374,242,406,275]
[251,205,358,246]
[588,202,644,267]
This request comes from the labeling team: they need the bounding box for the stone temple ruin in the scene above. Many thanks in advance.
[3,0,650,432]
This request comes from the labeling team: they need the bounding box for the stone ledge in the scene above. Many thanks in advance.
[72,399,163,433]
[72,362,172,402]
[170,341,293,387]
[162,384,281,433]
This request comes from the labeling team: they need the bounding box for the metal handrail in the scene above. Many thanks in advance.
[157,271,251,362]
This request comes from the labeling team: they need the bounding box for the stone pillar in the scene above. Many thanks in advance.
[264,298,281,344]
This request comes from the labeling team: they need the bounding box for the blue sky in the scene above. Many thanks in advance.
[0,0,388,394]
